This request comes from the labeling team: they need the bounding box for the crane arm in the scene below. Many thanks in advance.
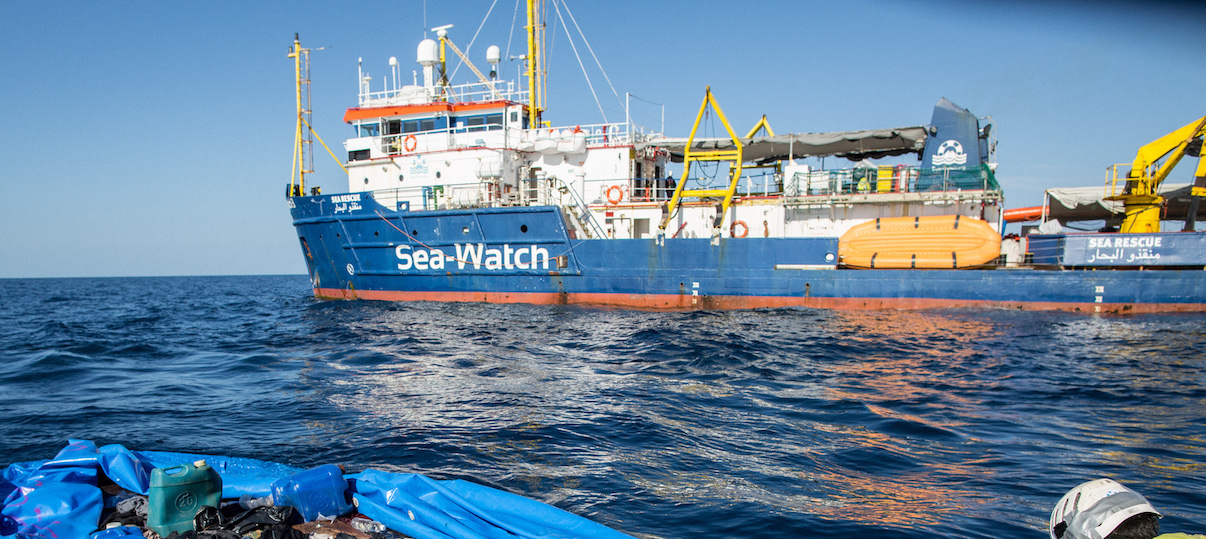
[1110,116,1206,233]
[439,35,502,101]
[1127,115,1206,194]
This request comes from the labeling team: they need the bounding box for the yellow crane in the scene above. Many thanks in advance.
[656,87,744,244]
[1107,116,1206,233]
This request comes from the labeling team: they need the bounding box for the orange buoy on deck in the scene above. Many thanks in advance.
[838,215,1001,269]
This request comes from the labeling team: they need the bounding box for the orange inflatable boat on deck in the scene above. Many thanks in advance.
[839,215,1002,269]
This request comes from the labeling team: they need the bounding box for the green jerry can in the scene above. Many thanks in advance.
[147,460,223,536]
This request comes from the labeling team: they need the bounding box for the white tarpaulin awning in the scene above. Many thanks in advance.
[1045,183,1205,222]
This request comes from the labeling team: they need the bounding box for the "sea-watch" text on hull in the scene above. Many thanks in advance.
[396,243,552,271]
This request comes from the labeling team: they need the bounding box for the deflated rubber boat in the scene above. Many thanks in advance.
[0,440,634,539]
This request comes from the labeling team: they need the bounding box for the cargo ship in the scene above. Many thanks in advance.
[286,2,1206,313]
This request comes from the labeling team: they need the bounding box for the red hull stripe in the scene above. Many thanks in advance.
[312,288,1205,313]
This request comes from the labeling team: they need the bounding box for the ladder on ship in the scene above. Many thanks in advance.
[656,87,744,244]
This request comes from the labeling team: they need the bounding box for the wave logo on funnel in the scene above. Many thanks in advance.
[932,139,967,166]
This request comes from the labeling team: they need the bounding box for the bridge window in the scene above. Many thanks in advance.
[358,123,379,137]
[348,149,369,161]
[383,120,401,135]
[463,114,502,132]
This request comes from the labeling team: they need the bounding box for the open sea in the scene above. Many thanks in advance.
[1,274,1204,538]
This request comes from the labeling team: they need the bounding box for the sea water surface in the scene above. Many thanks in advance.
[1,275,1204,538]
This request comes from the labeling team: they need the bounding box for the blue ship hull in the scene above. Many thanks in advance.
[289,192,1206,312]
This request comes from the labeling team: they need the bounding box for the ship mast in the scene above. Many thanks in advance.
[525,0,545,126]
[288,34,314,195]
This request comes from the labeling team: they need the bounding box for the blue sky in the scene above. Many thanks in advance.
[2,0,1203,278]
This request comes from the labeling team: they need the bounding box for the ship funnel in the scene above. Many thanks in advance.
[921,98,984,170]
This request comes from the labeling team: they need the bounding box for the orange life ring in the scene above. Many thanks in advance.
[730,220,749,238]
[606,185,624,205]
[403,134,418,152]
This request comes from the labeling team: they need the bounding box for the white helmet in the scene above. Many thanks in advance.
[1050,478,1161,539]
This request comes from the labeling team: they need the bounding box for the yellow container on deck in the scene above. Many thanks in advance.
[876,166,894,193]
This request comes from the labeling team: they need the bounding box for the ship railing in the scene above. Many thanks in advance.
[354,120,660,162]
[524,122,637,147]
[358,80,526,107]
[628,121,662,142]
[368,173,605,210]
[581,178,679,205]
[439,80,525,104]
[783,164,1000,198]
[370,179,530,212]
[1104,163,1134,200]
[531,176,606,239]
[367,123,513,158]
[364,121,638,161]
[581,175,780,205]
[1023,234,1066,267]
[368,176,608,239]
[567,166,1001,207]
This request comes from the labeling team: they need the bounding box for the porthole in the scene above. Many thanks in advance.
[363,177,369,184]
[374,231,379,237]
[435,171,442,179]
[520,225,528,233]
[398,174,404,182]
[462,227,470,234]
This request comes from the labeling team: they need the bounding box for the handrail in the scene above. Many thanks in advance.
[782,165,998,197]
[359,80,525,107]
[553,176,606,239]
[369,177,605,239]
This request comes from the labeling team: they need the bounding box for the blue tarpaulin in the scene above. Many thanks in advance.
[2,440,633,539]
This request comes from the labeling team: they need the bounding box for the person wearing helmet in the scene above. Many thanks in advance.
[1050,478,1204,539]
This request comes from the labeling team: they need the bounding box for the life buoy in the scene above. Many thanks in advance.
[404,134,418,152]
[730,220,749,238]
[606,185,624,205]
